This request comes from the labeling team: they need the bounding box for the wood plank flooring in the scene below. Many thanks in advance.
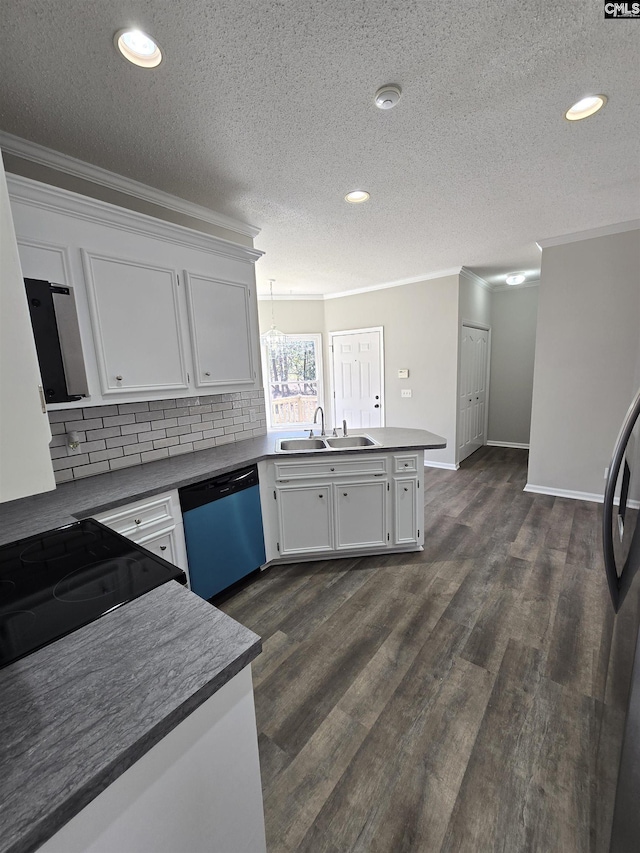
[219,447,633,853]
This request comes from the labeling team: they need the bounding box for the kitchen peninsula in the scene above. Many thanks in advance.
[0,426,445,853]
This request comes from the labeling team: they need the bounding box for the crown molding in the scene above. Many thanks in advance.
[492,279,540,292]
[7,173,264,264]
[459,267,492,291]
[537,219,640,250]
[323,267,462,300]
[257,293,325,301]
[0,130,260,239]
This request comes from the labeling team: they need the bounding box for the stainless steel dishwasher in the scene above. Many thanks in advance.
[178,465,266,600]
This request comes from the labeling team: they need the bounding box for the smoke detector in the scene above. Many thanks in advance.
[374,85,402,110]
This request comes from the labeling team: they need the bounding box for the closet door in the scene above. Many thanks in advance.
[184,272,255,388]
[82,252,189,395]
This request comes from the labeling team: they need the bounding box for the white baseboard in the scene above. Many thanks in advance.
[524,483,604,503]
[424,461,459,470]
[486,441,530,449]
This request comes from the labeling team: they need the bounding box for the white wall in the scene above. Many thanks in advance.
[528,229,640,498]
[257,298,325,335]
[323,277,459,466]
[488,286,539,446]
[459,273,491,328]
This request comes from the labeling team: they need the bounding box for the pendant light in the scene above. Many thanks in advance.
[260,280,288,346]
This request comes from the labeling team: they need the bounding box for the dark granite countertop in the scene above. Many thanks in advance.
[0,582,261,853]
[0,427,446,547]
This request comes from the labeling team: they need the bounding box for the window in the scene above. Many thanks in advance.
[261,334,324,430]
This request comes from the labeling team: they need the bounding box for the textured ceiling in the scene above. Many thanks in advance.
[0,0,638,295]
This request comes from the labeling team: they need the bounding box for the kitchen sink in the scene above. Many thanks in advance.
[277,438,328,451]
[276,435,380,452]
[325,435,379,448]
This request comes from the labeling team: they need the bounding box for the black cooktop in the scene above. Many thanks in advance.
[0,518,186,670]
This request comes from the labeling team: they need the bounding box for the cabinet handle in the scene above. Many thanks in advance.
[330,467,335,472]
[318,493,323,498]
[343,492,348,497]
[404,487,409,492]
[160,545,167,551]
[204,371,211,377]
[116,375,123,381]
[134,518,142,525]
[404,463,409,467]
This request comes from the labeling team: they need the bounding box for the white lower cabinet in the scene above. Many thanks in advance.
[264,452,423,561]
[393,477,419,546]
[277,485,332,556]
[334,480,387,550]
[92,490,190,586]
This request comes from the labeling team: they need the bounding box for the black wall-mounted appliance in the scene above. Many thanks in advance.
[24,278,89,403]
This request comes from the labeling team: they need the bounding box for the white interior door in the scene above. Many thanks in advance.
[331,329,383,429]
[458,325,489,463]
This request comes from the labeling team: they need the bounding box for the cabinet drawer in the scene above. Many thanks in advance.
[393,454,419,474]
[274,455,387,481]
[93,491,181,538]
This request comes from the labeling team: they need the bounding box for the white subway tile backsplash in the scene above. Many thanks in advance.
[74,460,111,478]
[47,389,266,482]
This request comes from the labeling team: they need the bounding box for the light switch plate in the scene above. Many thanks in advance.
[397,369,409,379]
[401,389,412,398]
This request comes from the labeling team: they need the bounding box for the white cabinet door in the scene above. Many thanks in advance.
[184,272,254,388]
[0,153,55,503]
[334,480,387,550]
[277,485,332,555]
[136,525,188,574]
[82,251,189,395]
[393,478,419,545]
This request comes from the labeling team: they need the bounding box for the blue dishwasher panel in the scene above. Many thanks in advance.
[182,483,266,600]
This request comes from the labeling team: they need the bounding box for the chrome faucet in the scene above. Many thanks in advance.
[313,406,326,436]
[343,419,348,437]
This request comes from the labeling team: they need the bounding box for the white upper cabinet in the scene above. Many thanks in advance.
[82,252,189,395]
[0,154,55,502]
[184,272,254,388]
[6,174,263,408]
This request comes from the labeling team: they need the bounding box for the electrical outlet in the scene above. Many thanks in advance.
[249,409,257,422]
[401,389,412,398]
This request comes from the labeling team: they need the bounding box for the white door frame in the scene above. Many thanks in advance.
[329,326,385,428]
[457,320,491,466]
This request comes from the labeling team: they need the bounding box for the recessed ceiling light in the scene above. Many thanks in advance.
[345,190,370,204]
[506,274,526,286]
[114,29,163,68]
[564,95,607,121]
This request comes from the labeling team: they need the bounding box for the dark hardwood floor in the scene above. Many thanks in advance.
[219,446,630,853]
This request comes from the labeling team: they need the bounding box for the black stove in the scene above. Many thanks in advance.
[0,518,187,670]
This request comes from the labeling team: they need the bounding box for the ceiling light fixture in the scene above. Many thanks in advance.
[345,190,370,204]
[114,29,163,68]
[564,95,607,121]
[374,85,402,110]
[506,273,526,286]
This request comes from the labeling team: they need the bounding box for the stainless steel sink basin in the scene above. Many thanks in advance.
[325,435,379,448]
[276,434,380,452]
[277,438,327,452]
